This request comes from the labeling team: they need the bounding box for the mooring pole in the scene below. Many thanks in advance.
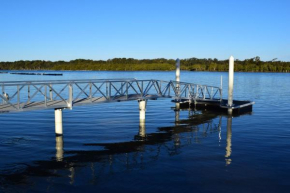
[55,108,63,136]
[176,58,180,95]
[228,56,234,114]
[175,58,181,112]
[176,58,180,82]
[138,100,147,123]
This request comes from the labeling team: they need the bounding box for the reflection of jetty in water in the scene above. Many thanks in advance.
[225,116,232,166]
[0,108,236,189]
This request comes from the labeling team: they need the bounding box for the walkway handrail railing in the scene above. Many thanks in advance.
[0,79,222,113]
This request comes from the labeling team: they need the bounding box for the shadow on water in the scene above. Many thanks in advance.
[0,107,241,190]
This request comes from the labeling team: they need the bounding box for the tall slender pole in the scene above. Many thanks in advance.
[175,58,181,109]
[176,58,180,96]
[139,100,147,123]
[228,56,234,114]
[176,58,180,83]
[55,108,63,136]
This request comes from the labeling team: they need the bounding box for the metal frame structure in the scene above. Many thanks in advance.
[0,79,222,113]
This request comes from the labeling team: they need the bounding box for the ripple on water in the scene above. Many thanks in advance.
[0,71,290,192]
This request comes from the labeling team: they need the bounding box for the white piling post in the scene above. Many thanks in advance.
[228,56,234,114]
[176,58,180,82]
[55,108,63,136]
[139,100,147,122]
[176,58,180,96]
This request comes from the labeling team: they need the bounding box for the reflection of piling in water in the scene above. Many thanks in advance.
[174,134,181,147]
[218,115,222,143]
[2,110,225,186]
[175,103,180,123]
[139,121,146,138]
[69,166,75,184]
[134,119,147,141]
[55,136,64,161]
[225,116,232,166]
[174,103,181,146]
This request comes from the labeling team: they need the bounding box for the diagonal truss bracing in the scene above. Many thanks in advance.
[0,79,222,113]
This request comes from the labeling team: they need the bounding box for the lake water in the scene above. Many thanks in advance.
[0,71,290,193]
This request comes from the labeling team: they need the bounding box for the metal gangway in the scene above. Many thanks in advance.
[0,58,230,136]
[0,78,222,114]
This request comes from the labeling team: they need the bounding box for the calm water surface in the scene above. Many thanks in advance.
[0,71,290,193]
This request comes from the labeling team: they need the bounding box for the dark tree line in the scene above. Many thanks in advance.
[0,57,289,72]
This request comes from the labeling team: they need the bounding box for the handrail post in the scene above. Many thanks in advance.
[121,81,124,95]
[141,81,144,97]
[196,85,199,98]
[50,84,53,101]
[160,80,162,96]
[2,84,4,104]
[17,85,20,109]
[68,83,73,109]
[108,82,111,100]
[106,82,108,99]
[126,81,128,99]
[89,82,92,100]
[45,84,47,107]
[28,85,30,103]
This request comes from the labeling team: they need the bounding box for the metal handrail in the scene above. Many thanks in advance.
[0,79,222,113]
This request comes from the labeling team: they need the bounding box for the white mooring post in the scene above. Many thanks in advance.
[55,108,63,136]
[139,100,147,122]
[176,58,180,82]
[176,58,180,96]
[228,56,234,114]
[175,58,181,111]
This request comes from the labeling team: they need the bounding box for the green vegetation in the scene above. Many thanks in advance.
[0,57,289,72]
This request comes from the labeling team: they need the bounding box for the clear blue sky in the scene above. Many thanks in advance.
[0,0,289,61]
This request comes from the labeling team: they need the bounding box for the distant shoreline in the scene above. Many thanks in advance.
[1,69,289,74]
[0,57,289,73]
